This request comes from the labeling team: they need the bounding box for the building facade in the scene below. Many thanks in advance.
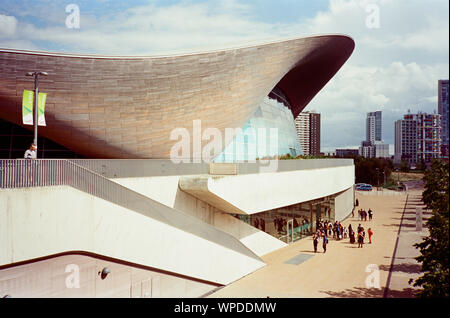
[336,148,359,158]
[359,111,389,158]
[214,88,302,162]
[394,112,441,165]
[0,35,356,298]
[294,111,321,156]
[438,79,449,157]
[366,111,382,143]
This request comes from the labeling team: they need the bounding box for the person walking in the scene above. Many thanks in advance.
[254,218,259,229]
[357,223,363,233]
[358,230,364,248]
[313,233,319,253]
[336,224,341,241]
[368,228,373,244]
[349,224,355,244]
[322,234,328,253]
[368,209,373,221]
[343,226,348,239]
[260,218,266,232]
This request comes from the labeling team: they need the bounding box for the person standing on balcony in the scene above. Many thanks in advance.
[24,143,37,159]
[23,143,37,186]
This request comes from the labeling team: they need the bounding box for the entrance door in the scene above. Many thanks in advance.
[287,219,294,244]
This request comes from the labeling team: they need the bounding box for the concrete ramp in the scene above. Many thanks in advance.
[0,185,265,285]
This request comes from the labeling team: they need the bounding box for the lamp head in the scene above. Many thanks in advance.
[99,267,111,280]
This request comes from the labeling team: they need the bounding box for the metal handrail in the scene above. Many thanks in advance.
[65,158,354,179]
[0,159,261,260]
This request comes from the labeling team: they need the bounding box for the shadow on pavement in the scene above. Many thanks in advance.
[379,263,422,274]
[320,286,418,298]
[391,217,419,221]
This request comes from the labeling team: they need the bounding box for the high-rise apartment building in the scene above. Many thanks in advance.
[366,111,382,143]
[359,111,389,158]
[438,79,449,157]
[394,112,441,165]
[295,111,321,156]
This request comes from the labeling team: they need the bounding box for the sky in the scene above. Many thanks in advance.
[1,0,449,154]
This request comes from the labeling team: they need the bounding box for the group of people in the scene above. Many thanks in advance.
[253,217,266,232]
[348,223,374,247]
[354,208,373,221]
[272,216,309,235]
[316,219,348,240]
[312,219,349,253]
[353,199,374,221]
[312,220,374,252]
[312,231,328,253]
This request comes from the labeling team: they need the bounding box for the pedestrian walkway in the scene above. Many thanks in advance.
[208,189,427,298]
[383,190,430,298]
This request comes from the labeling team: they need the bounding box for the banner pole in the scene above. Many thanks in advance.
[34,73,39,153]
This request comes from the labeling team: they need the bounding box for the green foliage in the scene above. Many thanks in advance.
[410,159,449,298]
[400,160,411,172]
[278,153,328,160]
[416,158,427,172]
[278,153,394,187]
[353,156,392,186]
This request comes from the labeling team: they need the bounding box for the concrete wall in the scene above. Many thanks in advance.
[0,186,265,286]
[334,186,355,221]
[113,176,287,257]
[113,164,355,255]
[0,253,216,298]
[179,165,355,214]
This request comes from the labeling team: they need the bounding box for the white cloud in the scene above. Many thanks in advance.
[0,0,448,152]
[0,14,18,37]
[308,61,448,148]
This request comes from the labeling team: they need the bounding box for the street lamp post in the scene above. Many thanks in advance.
[375,168,379,187]
[26,71,48,154]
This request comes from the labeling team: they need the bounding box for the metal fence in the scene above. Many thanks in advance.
[0,159,131,201]
[0,159,67,188]
[66,158,354,179]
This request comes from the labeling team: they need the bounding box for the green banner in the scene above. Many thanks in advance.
[22,89,34,125]
[38,92,47,126]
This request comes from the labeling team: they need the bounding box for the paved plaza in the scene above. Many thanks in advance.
[209,186,429,298]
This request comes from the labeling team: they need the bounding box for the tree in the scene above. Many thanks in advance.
[410,159,449,297]
[417,158,427,172]
[354,157,392,185]
[400,160,410,172]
